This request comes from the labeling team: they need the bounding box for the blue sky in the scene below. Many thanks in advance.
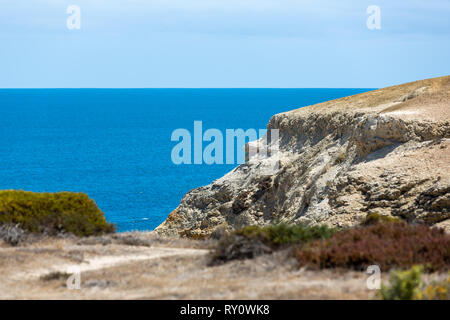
[0,0,449,88]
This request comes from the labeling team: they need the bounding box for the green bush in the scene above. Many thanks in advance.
[235,223,336,247]
[363,212,400,226]
[0,190,115,237]
[379,265,423,300]
[335,152,346,165]
[379,266,450,300]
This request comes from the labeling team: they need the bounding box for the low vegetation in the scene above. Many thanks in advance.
[0,190,115,238]
[211,213,450,274]
[379,266,450,300]
[379,265,423,300]
[362,212,400,226]
[0,224,26,246]
[295,222,450,272]
[233,223,336,246]
[211,223,336,264]
[418,275,450,300]
[40,271,72,282]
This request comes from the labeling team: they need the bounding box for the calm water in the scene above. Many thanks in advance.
[0,89,371,231]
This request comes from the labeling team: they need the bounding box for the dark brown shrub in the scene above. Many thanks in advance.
[211,223,336,264]
[210,233,273,264]
[40,271,71,282]
[295,222,450,272]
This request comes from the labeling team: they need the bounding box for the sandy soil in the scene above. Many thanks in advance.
[0,232,386,300]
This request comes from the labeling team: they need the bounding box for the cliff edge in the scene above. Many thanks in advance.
[156,76,450,238]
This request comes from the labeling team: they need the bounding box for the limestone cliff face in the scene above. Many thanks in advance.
[156,76,450,238]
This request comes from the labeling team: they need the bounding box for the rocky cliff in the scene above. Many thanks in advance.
[156,76,450,238]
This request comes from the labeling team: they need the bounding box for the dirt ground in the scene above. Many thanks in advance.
[0,231,408,300]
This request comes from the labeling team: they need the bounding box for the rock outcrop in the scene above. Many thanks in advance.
[156,76,450,237]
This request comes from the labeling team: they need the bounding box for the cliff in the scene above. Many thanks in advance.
[156,76,450,238]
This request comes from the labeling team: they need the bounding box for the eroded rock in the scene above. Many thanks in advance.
[156,76,450,237]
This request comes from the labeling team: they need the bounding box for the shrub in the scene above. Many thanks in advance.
[211,223,336,264]
[295,222,450,272]
[40,271,72,282]
[363,212,400,226]
[335,152,346,165]
[0,190,115,237]
[234,223,336,247]
[379,266,450,300]
[379,265,423,300]
[0,223,26,246]
[210,233,273,264]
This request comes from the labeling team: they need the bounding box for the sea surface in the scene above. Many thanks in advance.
[0,89,372,231]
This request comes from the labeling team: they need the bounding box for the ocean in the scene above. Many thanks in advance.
[0,88,372,232]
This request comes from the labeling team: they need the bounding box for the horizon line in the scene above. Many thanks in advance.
[0,87,377,90]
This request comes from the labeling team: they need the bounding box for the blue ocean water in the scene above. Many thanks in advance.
[0,89,372,232]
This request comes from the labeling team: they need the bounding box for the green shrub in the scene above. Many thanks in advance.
[235,223,336,247]
[379,266,450,300]
[363,212,400,226]
[0,190,115,237]
[379,265,423,300]
[335,152,346,165]
[295,222,450,272]
[211,223,336,264]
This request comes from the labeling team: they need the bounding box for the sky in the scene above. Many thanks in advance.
[0,0,449,88]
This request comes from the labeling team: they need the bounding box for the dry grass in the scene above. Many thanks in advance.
[0,233,377,299]
[287,75,450,121]
[1,228,448,299]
